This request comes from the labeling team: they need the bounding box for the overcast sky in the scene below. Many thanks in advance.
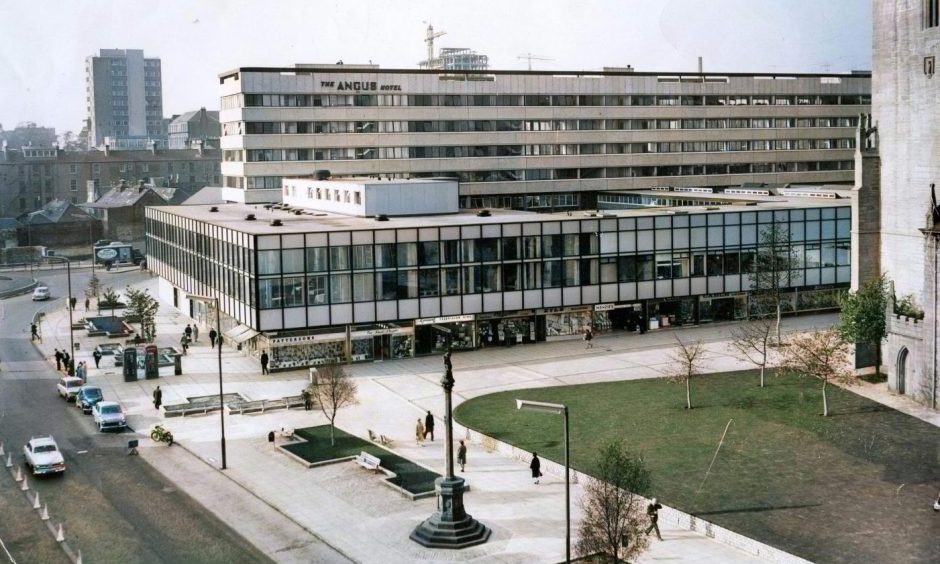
[0,0,871,135]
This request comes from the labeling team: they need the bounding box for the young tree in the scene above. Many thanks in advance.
[839,274,889,377]
[782,329,856,417]
[309,364,358,446]
[124,287,159,342]
[100,287,119,318]
[577,440,652,563]
[730,312,777,387]
[752,223,800,346]
[667,336,706,409]
[87,272,101,302]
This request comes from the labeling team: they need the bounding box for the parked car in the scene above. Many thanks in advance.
[75,386,104,414]
[32,286,50,301]
[56,376,84,402]
[92,401,127,432]
[23,436,66,475]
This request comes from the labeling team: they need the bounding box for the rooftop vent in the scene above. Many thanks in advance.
[314,169,331,180]
[262,204,273,210]
[375,214,389,222]
[245,214,256,221]
[476,209,491,217]
[270,219,283,227]
[209,206,219,212]
[294,210,303,215]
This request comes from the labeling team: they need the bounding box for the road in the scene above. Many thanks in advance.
[0,267,271,563]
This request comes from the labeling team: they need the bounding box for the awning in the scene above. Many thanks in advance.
[224,325,260,344]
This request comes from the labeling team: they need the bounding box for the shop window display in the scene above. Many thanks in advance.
[269,339,345,369]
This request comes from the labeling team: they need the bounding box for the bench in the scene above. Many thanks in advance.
[355,451,381,472]
[379,434,393,447]
[367,429,379,442]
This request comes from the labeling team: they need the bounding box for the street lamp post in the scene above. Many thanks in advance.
[45,256,75,374]
[187,294,226,470]
[517,399,570,563]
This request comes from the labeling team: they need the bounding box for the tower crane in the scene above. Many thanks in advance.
[517,53,554,71]
[424,23,446,66]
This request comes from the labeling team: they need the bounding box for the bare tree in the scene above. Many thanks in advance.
[577,440,651,563]
[782,329,856,416]
[308,364,358,446]
[752,223,800,346]
[667,336,706,409]
[730,312,777,387]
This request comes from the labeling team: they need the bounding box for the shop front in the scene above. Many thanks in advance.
[542,306,594,340]
[647,297,696,329]
[414,315,476,355]
[350,325,414,362]
[258,330,346,370]
[699,293,748,323]
[594,302,646,332]
[477,310,538,347]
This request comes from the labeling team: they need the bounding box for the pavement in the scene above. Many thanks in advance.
[31,278,940,564]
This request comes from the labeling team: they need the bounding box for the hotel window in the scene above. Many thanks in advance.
[927,0,939,27]
[69,164,78,174]
[69,179,78,192]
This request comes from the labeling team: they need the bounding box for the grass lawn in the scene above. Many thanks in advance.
[283,425,441,495]
[454,370,940,564]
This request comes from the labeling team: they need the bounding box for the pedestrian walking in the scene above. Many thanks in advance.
[63,352,71,373]
[260,350,269,375]
[92,349,102,369]
[85,297,90,311]
[457,440,467,472]
[153,385,162,410]
[180,333,190,355]
[530,452,542,484]
[184,324,193,340]
[192,325,199,342]
[584,327,594,349]
[30,323,39,341]
[302,388,312,410]
[639,314,647,334]
[424,410,435,441]
[415,419,425,446]
[54,349,63,371]
[69,296,77,311]
[76,362,86,383]
[645,498,663,540]
[209,328,218,348]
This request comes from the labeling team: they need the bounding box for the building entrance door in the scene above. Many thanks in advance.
[897,347,908,395]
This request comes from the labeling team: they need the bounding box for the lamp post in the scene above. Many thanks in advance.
[410,350,490,548]
[187,294,226,470]
[517,398,570,563]
[45,256,74,375]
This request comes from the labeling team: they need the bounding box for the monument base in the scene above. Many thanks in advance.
[410,477,491,549]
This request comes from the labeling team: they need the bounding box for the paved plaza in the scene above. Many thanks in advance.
[24,276,939,563]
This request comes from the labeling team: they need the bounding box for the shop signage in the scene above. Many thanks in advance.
[415,314,475,326]
[96,248,118,260]
[270,335,319,345]
[476,310,534,320]
[354,327,409,337]
[320,80,402,92]
[701,292,745,300]
[537,306,591,315]
[594,303,642,311]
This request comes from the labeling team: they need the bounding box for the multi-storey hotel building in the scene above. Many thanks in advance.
[147,179,851,370]
[218,64,870,209]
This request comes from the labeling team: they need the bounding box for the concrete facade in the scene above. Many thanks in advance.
[86,49,164,148]
[217,65,870,208]
[870,0,940,408]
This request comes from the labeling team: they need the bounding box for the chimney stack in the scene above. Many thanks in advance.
[698,56,703,73]
[138,179,146,193]
[148,139,156,155]
[104,143,110,157]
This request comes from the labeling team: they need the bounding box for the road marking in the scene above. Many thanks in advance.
[76,450,88,455]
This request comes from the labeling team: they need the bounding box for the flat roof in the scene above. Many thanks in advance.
[148,192,851,236]
[220,66,871,80]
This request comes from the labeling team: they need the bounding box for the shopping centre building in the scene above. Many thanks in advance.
[146,178,851,370]
[217,64,870,210]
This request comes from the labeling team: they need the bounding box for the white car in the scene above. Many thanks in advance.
[56,376,84,401]
[23,436,66,475]
[92,401,127,431]
[32,286,50,301]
